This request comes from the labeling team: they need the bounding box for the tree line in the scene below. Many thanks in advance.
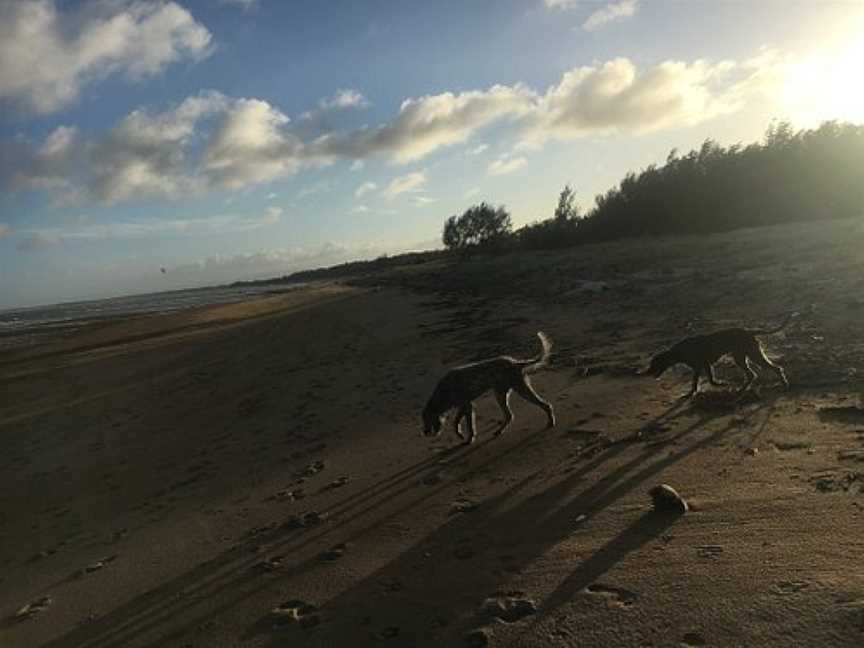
[442,120,864,253]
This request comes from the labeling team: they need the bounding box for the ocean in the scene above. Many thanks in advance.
[0,284,298,351]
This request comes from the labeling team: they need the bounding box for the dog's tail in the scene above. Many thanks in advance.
[753,311,799,336]
[521,331,553,373]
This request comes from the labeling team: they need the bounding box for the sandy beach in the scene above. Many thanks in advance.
[2,220,864,647]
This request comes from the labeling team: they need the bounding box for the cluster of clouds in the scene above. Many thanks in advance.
[3,51,784,205]
[0,0,212,115]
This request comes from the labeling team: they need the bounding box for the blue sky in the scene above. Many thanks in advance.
[1,0,863,308]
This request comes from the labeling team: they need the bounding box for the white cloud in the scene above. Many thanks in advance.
[220,0,259,11]
[381,172,426,199]
[583,1,639,31]
[466,143,489,155]
[465,187,481,198]
[310,84,537,163]
[350,160,365,172]
[488,155,527,176]
[520,56,748,146]
[354,181,377,198]
[319,89,369,111]
[351,205,370,214]
[297,181,330,199]
[88,91,228,202]
[266,192,277,200]
[0,0,212,114]
[2,50,789,204]
[544,0,579,8]
[413,196,438,206]
[204,98,301,189]
[0,223,10,239]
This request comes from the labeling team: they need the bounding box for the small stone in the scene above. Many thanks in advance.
[649,484,688,514]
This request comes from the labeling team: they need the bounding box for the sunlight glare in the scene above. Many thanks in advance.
[781,30,864,126]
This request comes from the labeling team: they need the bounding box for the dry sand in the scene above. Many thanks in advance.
[2,220,864,647]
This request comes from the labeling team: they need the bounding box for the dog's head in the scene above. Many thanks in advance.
[644,350,675,378]
[421,404,444,437]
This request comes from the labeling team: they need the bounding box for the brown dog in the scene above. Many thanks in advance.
[645,314,796,397]
[422,332,556,444]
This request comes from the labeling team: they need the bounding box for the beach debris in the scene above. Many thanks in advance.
[15,596,52,621]
[649,484,688,514]
[479,595,537,623]
[269,600,319,630]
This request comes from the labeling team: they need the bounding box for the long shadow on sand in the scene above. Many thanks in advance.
[39,421,557,647]
[246,394,779,647]
[39,394,774,648]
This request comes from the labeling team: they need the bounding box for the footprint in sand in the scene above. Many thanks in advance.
[696,545,724,560]
[14,596,52,621]
[769,580,810,595]
[319,543,349,562]
[480,595,537,623]
[75,555,118,578]
[464,628,491,647]
[581,583,637,608]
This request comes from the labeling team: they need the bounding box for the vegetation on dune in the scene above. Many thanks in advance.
[234,120,864,286]
[449,120,864,254]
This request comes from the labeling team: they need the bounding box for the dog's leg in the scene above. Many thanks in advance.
[452,407,466,441]
[687,366,702,398]
[733,354,757,392]
[463,402,477,444]
[514,378,555,428]
[707,363,727,387]
[750,347,789,389]
[493,389,514,437]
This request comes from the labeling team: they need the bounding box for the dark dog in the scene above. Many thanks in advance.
[422,332,556,444]
[645,314,796,397]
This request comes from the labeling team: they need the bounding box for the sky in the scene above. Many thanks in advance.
[1,0,864,309]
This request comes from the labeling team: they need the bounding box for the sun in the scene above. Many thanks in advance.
[781,34,864,126]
